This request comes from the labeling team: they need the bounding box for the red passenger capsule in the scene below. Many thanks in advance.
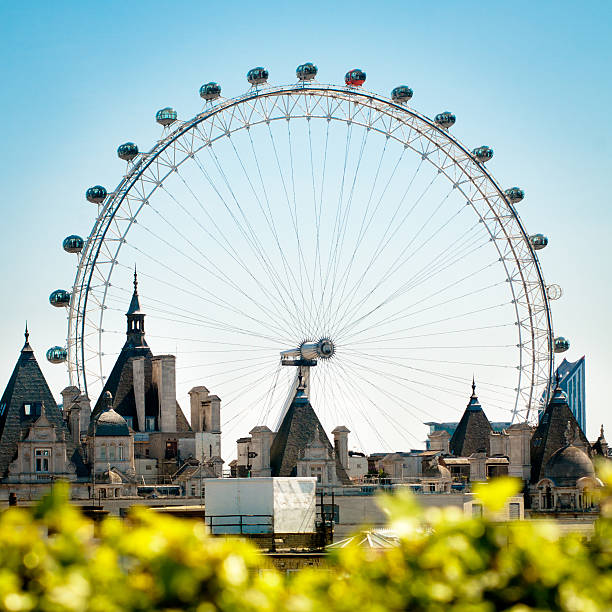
[345,68,366,86]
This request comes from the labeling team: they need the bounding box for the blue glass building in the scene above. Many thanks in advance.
[555,356,586,432]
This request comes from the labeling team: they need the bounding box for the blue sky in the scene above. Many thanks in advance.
[0,1,610,441]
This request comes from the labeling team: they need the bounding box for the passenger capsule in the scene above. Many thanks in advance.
[46,346,67,364]
[504,187,525,204]
[554,336,570,353]
[345,68,366,87]
[530,234,549,250]
[156,107,177,127]
[49,289,71,308]
[296,63,318,81]
[62,235,84,254]
[117,142,139,161]
[546,284,563,301]
[199,82,221,101]
[85,185,107,204]
[472,145,494,163]
[434,111,456,129]
[391,86,413,103]
[247,67,269,85]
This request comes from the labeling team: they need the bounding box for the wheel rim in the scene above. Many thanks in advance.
[67,83,554,451]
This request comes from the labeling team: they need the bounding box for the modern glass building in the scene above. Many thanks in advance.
[554,356,586,433]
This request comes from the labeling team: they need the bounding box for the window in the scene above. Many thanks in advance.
[191,486,196,496]
[118,446,124,460]
[35,449,50,472]
[165,440,177,459]
[509,503,521,519]
[145,417,156,432]
[100,446,106,460]
[24,403,41,418]
[310,466,323,483]
[472,504,483,517]
[109,446,116,460]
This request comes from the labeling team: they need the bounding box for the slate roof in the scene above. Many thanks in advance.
[172,459,217,482]
[449,381,493,456]
[93,393,131,437]
[592,425,608,457]
[269,386,351,484]
[530,384,591,484]
[544,443,594,486]
[91,276,191,433]
[0,331,88,479]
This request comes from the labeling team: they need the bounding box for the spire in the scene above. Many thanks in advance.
[449,378,492,456]
[466,378,482,411]
[127,267,142,316]
[22,322,32,353]
[601,424,605,439]
[126,266,146,347]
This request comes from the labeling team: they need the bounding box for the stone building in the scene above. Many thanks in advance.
[0,328,90,499]
[236,381,351,486]
[90,272,219,480]
[529,383,601,513]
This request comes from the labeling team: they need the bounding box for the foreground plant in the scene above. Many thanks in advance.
[0,476,611,611]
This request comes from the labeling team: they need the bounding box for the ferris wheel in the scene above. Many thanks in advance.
[48,63,569,452]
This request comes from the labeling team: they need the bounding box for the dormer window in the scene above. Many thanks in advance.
[23,402,41,418]
[35,448,50,472]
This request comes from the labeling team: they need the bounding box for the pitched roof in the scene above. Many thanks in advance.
[449,381,492,456]
[0,331,88,478]
[269,387,351,484]
[530,384,590,483]
[91,279,191,434]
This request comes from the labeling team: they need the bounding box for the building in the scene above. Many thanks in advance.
[235,379,351,486]
[555,357,586,432]
[89,272,222,481]
[0,327,90,498]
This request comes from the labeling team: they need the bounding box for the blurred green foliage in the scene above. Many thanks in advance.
[0,475,611,611]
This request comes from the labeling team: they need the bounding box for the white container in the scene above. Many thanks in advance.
[204,477,317,534]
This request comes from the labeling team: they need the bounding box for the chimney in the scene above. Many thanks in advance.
[207,395,221,433]
[78,393,91,435]
[428,430,450,454]
[61,386,80,415]
[153,355,176,432]
[69,405,81,444]
[132,356,146,431]
[332,426,350,469]
[189,386,209,432]
[249,426,274,476]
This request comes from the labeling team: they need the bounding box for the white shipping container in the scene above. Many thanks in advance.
[204,477,317,534]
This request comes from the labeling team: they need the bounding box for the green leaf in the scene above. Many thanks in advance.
[473,477,521,513]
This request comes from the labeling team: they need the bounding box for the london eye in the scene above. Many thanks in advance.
[50,63,564,452]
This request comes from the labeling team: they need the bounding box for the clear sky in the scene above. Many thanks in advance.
[0,1,610,444]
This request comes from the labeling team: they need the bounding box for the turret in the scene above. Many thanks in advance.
[126,269,147,347]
